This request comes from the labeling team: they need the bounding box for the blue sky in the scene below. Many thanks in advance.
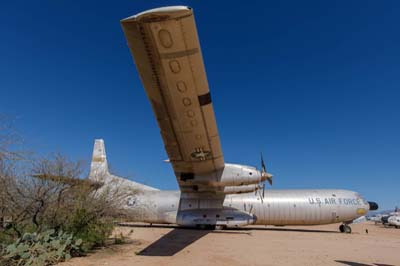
[1,1,399,210]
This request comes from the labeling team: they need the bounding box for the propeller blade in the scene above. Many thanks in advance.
[267,175,273,186]
[261,153,266,173]
[262,183,265,198]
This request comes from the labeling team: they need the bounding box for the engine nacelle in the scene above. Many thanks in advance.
[219,163,264,186]
[183,163,267,187]
[223,184,259,194]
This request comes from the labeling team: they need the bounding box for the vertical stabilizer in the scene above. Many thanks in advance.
[89,139,109,178]
[88,139,159,191]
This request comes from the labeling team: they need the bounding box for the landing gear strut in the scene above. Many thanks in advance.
[339,224,352,234]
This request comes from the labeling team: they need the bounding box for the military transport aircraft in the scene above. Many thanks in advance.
[88,6,378,234]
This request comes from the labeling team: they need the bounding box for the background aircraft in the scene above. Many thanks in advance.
[368,207,400,228]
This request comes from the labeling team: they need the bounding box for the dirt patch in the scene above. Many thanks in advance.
[58,222,400,266]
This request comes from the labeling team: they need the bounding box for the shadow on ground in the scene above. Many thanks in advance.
[119,223,178,229]
[335,260,395,266]
[137,228,209,256]
[132,224,338,256]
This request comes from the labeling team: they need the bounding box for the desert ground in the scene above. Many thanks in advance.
[59,222,400,266]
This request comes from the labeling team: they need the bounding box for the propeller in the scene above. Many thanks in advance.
[261,153,273,186]
[256,153,273,203]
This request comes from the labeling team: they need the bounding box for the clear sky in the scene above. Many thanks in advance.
[1,1,399,210]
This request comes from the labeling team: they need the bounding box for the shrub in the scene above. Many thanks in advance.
[65,208,114,252]
[0,119,137,265]
[1,229,82,266]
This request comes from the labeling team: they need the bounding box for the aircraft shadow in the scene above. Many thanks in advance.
[137,228,209,256]
[335,260,395,266]
[132,225,340,257]
[118,223,178,229]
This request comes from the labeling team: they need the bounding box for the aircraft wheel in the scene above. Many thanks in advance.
[339,224,345,233]
[344,225,352,234]
[197,224,216,230]
[339,224,352,233]
[197,224,206,230]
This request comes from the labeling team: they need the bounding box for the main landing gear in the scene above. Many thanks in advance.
[197,224,216,230]
[339,224,352,234]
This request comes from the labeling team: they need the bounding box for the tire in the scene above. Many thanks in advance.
[339,224,345,233]
[344,225,352,234]
[197,224,216,230]
[207,225,216,230]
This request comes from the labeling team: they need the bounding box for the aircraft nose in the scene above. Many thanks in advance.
[368,201,379,211]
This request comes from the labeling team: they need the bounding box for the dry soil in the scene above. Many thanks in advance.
[58,222,400,266]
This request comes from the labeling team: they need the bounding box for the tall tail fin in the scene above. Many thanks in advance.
[88,139,159,191]
[89,139,109,179]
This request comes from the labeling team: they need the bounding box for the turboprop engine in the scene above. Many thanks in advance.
[187,163,272,187]
[177,155,273,194]
[219,163,265,186]
[219,156,273,195]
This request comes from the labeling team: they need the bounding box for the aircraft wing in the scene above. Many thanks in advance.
[121,6,224,194]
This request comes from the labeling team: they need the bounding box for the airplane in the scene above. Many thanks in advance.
[88,6,378,234]
[367,207,399,227]
[388,207,400,228]
[380,208,400,227]
[388,215,400,228]
[369,214,385,224]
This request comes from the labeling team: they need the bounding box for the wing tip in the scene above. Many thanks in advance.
[121,6,192,23]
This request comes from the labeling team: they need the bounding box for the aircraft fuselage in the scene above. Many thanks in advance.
[126,189,370,227]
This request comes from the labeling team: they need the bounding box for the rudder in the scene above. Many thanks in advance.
[89,139,109,179]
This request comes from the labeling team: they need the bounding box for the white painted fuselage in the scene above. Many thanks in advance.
[126,189,370,226]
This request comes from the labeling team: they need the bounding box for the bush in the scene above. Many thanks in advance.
[65,208,114,252]
[1,229,82,266]
[0,119,136,265]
